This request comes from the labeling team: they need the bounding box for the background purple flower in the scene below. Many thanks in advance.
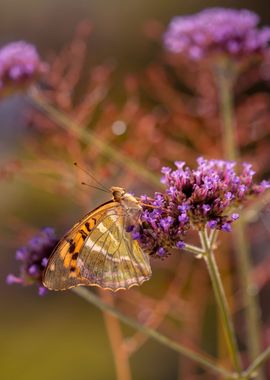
[163,8,270,60]
[0,41,47,93]
[132,158,269,257]
[7,227,58,295]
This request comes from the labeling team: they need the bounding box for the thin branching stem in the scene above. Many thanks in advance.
[72,287,234,379]
[100,292,132,380]
[27,90,161,187]
[243,347,270,379]
[183,243,205,256]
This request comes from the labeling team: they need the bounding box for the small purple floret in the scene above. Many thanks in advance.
[157,247,166,257]
[6,274,22,285]
[208,220,218,229]
[231,213,239,221]
[28,264,39,275]
[176,241,185,249]
[38,286,47,296]
[41,257,49,267]
[221,223,232,232]
[15,248,27,261]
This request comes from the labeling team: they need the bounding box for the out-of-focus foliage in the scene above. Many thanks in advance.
[2,2,270,380]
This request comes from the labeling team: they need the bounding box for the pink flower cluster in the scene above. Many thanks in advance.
[0,41,47,91]
[164,8,270,60]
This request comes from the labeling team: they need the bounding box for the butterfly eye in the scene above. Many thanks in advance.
[111,187,126,201]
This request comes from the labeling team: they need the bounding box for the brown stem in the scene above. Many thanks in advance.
[100,291,132,380]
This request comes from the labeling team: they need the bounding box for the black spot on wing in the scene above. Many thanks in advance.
[67,239,76,253]
[79,229,88,241]
[72,252,79,260]
[85,222,91,231]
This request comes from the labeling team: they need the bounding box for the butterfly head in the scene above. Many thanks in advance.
[110,186,126,202]
[110,186,141,212]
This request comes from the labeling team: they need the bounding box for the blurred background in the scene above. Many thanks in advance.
[1,1,270,380]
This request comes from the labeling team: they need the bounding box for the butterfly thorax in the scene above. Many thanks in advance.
[110,186,142,226]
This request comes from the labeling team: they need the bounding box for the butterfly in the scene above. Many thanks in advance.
[43,186,152,291]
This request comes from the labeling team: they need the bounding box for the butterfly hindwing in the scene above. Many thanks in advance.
[43,201,151,291]
[78,207,151,290]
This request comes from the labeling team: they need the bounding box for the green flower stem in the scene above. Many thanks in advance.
[243,347,270,379]
[73,287,233,379]
[184,243,205,256]
[209,229,218,248]
[214,58,238,162]
[214,59,264,379]
[27,90,161,187]
[200,229,242,374]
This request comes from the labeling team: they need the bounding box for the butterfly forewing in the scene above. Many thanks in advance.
[43,200,151,291]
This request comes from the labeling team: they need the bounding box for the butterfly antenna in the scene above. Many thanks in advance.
[140,202,168,212]
[74,162,111,193]
[81,182,110,193]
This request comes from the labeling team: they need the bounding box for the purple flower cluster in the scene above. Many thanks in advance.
[163,8,270,60]
[132,158,269,258]
[7,228,58,295]
[0,41,47,92]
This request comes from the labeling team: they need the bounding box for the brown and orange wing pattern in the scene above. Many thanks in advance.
[43,201,151,291]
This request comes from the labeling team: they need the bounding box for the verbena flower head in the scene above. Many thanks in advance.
[132,158,269,258]
[163,8,270,60]
[0,41,47,94]
[7,228,58,295]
